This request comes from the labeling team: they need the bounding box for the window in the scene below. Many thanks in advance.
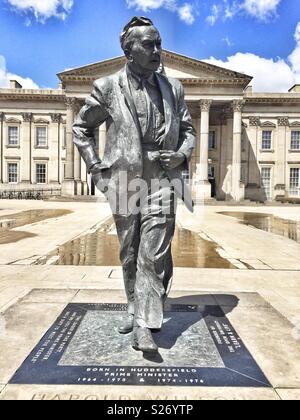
[36,164,46,184]
[8,126,19,146]
[290,168,300,196]
[262,131,272,150]
[36,127,47,147]
[209,131,216,149]
[8,163,18,183]
[261,167,272,201]
[291,131,300,150]
[241,165,247,184]
[208,166,215,178]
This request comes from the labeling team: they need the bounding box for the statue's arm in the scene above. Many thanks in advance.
[176,82,196,170]
[73,82,110,172]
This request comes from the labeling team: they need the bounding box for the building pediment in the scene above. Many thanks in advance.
[58,50,252,88]
[5,117,21,124]
[290,121,300,127]
[261,121,277,128]
[34,118,49,124]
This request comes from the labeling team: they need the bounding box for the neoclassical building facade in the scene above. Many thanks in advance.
[1,50,300,202]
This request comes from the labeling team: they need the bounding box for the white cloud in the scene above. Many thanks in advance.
[203,22,300,92]
[289,22,300,82]
[222,36,233,47]
[7,0,74,22]
[126,0,195,24]
[204,53,295,92]
[0,55,39,89]
[202,19,300,94]
[242,0,281,21]
[178,3,194,24]
[207,0,282,24]
[206,4,221,26]
[126,0,175,9]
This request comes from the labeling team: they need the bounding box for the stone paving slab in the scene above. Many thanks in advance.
[224,306,300,389]
[72,289,133,304]
[0,287,31,312]
[177,206,300,271]
[21,289,79,303]
[212,292,272,308]
[276,389,300,400]
[0,384,280,400]
[0,201,111,265]
[0,302,66,384]
[0,288,299,399]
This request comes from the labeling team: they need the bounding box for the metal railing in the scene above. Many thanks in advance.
[288,188,300,197]
[0,188,61,200]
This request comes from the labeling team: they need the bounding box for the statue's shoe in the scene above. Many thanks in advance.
[118,314,134,334]
[132,327,158,353]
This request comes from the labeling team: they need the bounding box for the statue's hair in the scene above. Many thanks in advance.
[120,16,154,52]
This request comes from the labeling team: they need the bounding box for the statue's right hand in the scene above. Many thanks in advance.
[90,162,103,175]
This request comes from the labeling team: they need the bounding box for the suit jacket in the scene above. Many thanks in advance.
[73,65,196,211]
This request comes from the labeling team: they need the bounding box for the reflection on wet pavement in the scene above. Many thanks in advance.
[219,212,300,244]
[42,217,235,269]
[0,209,72,244]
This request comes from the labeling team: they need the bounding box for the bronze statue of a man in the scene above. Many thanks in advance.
[73,17,195,354]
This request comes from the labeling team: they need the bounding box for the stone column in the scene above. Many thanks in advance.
[231,100,245,201]
[21,113,33,185]
[194,100,212,200]
[218,112,228,200]
[62,97,77,196]
[0,113,4,184]
[276,117,289,197]
[247,117,261,200]
[50,113,62,185]
[73,103,83,195]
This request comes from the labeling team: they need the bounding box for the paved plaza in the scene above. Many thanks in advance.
[0,200,300,400]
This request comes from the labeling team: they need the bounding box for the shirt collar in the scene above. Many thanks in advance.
[126,64,156,90]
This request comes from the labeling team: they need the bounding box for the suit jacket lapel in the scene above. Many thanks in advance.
[118,68,142,139]
[155,73,173,141]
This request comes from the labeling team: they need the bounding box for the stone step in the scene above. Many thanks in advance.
[45,195,106,203]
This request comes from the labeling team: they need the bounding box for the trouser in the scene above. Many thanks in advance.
[113,185,176,330]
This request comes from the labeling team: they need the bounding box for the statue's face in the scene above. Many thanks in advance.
[128,26,162,72]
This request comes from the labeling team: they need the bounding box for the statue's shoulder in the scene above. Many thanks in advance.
[93,71,119,93]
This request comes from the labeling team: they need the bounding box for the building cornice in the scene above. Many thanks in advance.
[245,93,300,104]
[59,75,250,87]
[0,89,66,102]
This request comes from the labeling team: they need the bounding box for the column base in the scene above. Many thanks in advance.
[75,180,83,196]
[61,180,76,196]
[82,181,89,196]
[231,182,245,202]
[193,179,212,201]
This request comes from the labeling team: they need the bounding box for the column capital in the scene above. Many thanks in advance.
[0,112,4,122]
[22,112,33,122]
[277,117,289,127]
[249,116,261,126]
[50,113,62,123]
[232,100,245,113]
[200,100,212,112]
[65,97,78,110]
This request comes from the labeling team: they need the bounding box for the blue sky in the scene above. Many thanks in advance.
[0,0,299,92]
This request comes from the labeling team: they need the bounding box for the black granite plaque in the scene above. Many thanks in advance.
[10,303,271,387]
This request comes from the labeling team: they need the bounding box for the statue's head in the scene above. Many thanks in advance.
[120,16,162,73]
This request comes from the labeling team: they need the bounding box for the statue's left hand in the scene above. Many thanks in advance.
[159,150,185,170]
